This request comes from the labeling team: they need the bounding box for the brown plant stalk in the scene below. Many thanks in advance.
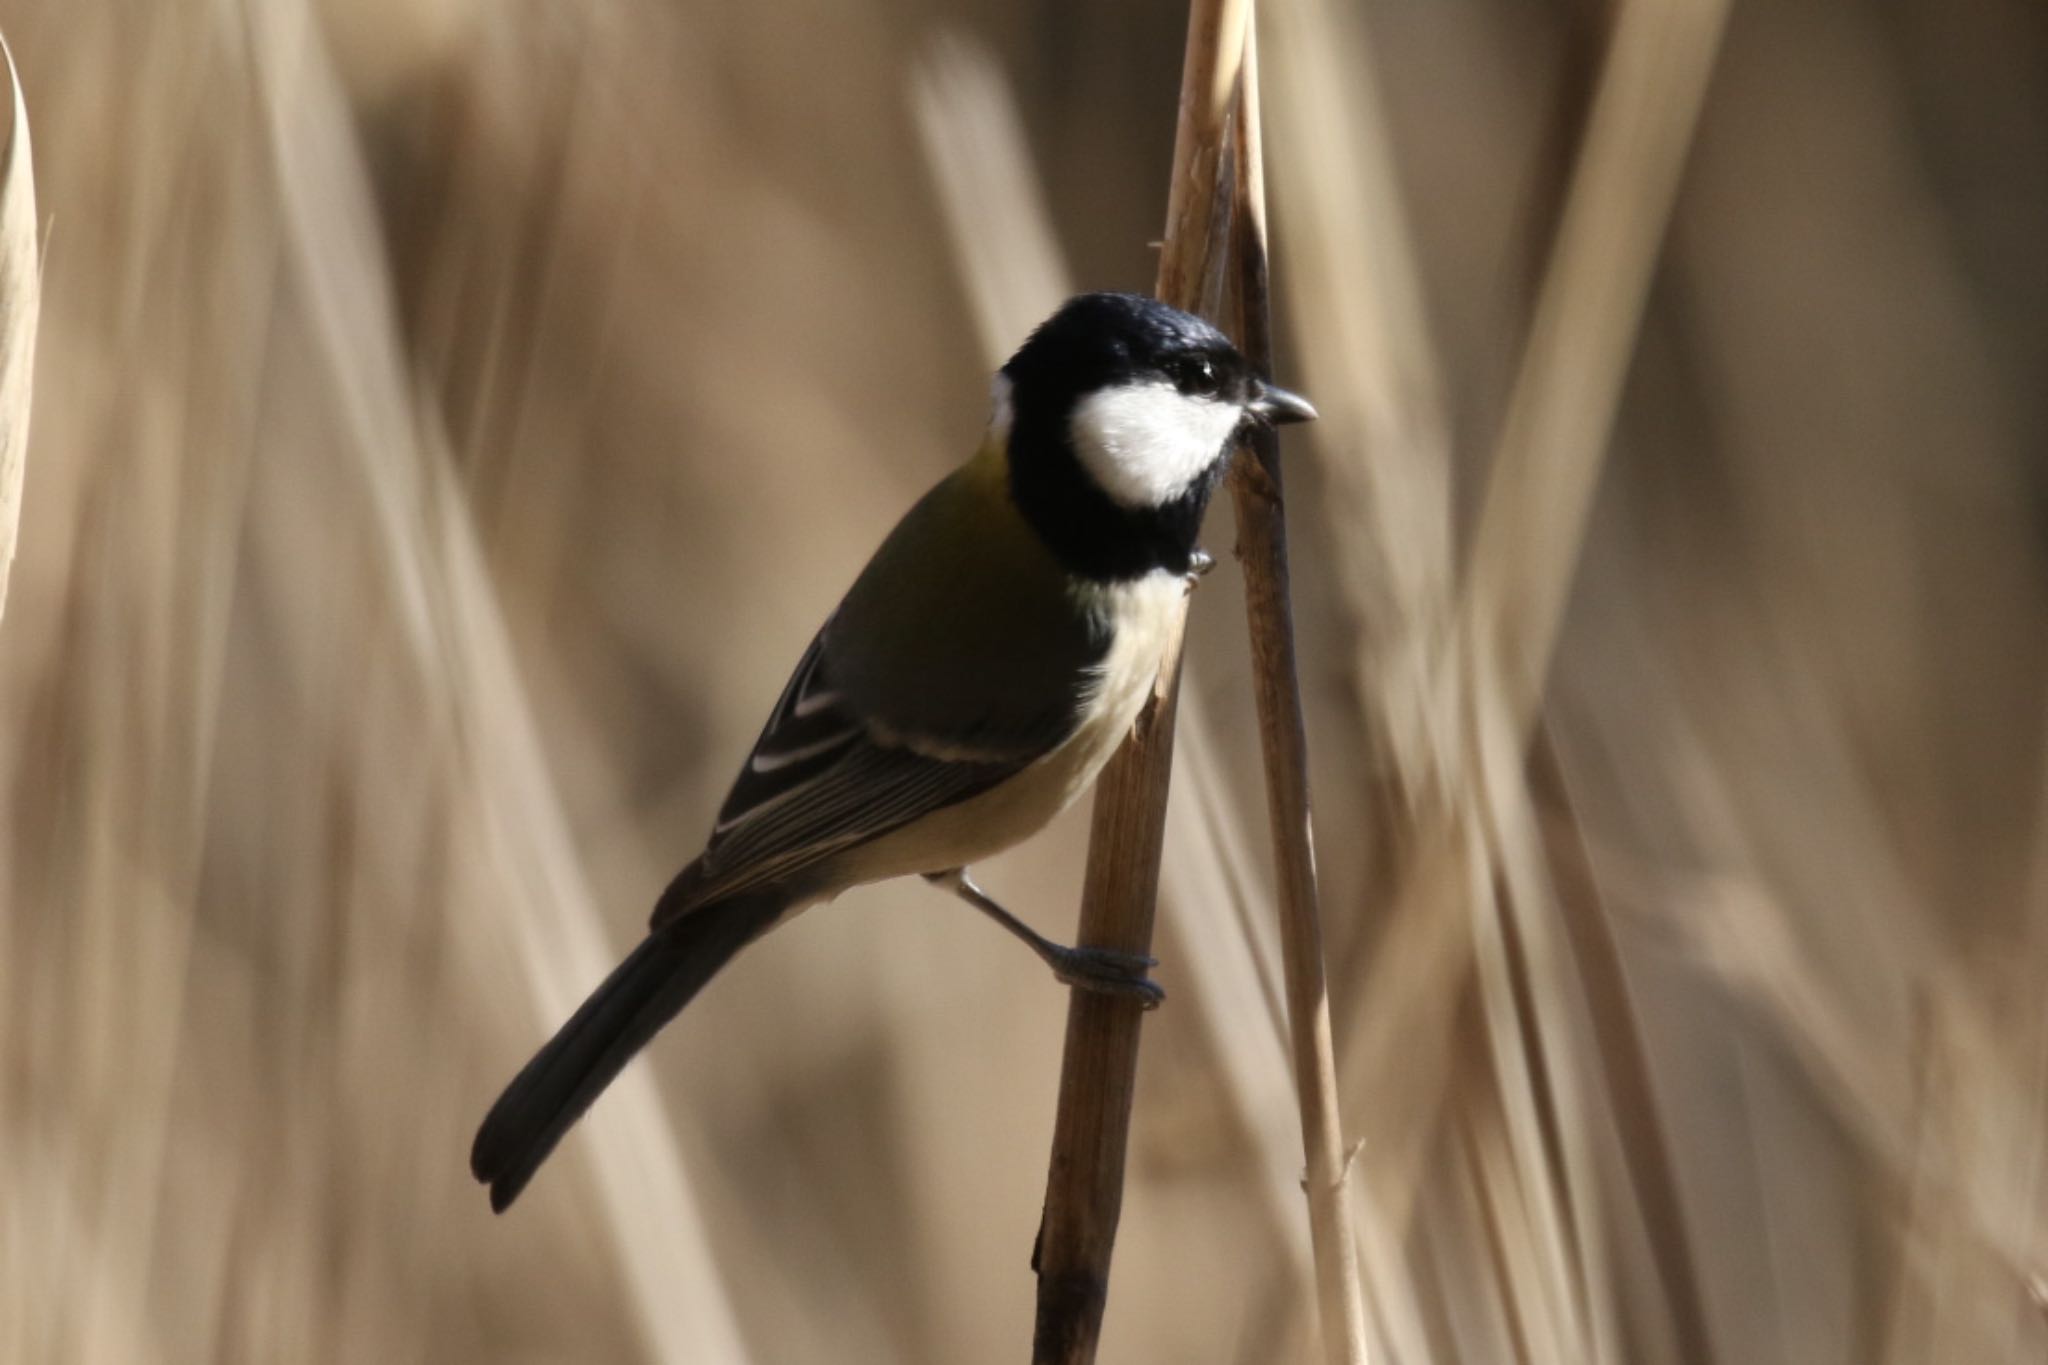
[1030,1,1249,1361]
[1222,26,1371,1365]
[1032,3,1369,1360]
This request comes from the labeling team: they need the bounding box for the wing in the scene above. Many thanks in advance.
[652,624,1036,924]
[653,448,1113,927]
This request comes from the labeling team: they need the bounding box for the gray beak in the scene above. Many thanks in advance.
[1248,382,1318,426]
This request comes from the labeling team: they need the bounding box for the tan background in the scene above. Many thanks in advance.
[1,0,2043,1361]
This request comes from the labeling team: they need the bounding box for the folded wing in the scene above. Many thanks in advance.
[654,453,1112,927]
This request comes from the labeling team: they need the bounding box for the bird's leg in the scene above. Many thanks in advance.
[923,869,1164,1008]
[1184,547,1215,592]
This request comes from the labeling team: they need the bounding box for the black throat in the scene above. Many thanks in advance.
[1004,406,1227,583]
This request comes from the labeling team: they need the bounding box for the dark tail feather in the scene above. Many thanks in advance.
[471,888,784,1212]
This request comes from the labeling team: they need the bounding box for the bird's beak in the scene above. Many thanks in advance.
[1248,382,1318,426]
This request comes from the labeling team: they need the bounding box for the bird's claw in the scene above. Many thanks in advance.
[1048,945,1165,1009]
[1184,548,1215,593]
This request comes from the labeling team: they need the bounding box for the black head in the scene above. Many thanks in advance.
[996,293,1314,582]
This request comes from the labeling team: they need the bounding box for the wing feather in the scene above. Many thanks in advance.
[653,625,1034,923]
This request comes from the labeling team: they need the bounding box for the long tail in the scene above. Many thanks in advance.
[471,888,785,1212]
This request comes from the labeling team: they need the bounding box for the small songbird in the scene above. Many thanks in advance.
[471,292,1315,1211]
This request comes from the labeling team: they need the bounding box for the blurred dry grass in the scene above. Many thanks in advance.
[0,31,35,625]
[1,0,2044,1362]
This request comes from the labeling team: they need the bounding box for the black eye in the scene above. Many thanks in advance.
[1173,355,1221,396]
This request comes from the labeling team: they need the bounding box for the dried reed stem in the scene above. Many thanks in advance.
[1223,26,1370,1365]
[1450,0,1731,1356]
[243,7,750,1355]
[1031,2,1248,1360]
[0,33,38,627]
[1463,0,1731,729]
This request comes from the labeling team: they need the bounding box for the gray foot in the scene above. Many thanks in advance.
[924,869,1165,1009]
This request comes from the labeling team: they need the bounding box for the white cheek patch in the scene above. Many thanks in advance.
[1068,382,1242,509]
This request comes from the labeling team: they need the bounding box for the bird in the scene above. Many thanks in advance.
[470,291,1316,1212]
